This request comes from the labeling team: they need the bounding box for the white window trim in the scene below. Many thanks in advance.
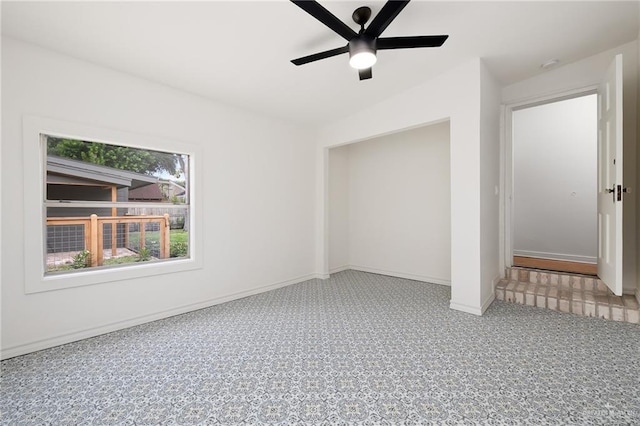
[23,115,203,294]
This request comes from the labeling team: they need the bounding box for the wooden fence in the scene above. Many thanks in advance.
[46,214,170,266]
[127,207,187,230]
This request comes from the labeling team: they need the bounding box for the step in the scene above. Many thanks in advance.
[496,267,640,324]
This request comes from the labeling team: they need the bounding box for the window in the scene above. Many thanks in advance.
[45,136,190,274]
[23,116,202,293]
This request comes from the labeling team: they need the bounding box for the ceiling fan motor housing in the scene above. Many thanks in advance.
[349,35,377,62]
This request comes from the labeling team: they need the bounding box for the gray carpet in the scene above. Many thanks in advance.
[2,270,639,425]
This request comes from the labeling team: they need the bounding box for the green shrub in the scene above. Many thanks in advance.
[71,250,91,269]
[137,247,152,262]
[170,241,188,258]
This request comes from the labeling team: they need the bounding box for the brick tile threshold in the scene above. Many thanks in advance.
[496,267,640,324]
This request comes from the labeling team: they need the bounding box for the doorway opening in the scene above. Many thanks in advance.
[511,93,598,276]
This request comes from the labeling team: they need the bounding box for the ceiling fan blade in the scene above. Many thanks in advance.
[291,45,349,66]
[377,35,449,50]
[364,0,410,37]
[359,68,372,80]
[291,0,357,41]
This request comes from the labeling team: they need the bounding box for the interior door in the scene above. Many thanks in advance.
[597,54,623,296]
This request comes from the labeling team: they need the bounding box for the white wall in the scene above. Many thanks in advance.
[328,122,451,284]
[318,59,500,315]
[513,95,598,263]
[0,34,3,353]
[1,38,317,358]
[480,62,502,308]
[503,41,638,294]
[328,145,349,271]
[637,12,640,300]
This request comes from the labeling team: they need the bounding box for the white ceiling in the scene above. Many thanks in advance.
[2,1,638,125]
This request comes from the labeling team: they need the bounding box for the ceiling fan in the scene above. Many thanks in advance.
[290,0,448,81]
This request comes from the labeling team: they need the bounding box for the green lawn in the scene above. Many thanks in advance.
[48,253,140,272]
[169,230,188,243]
[47,264,73,272]
[127,229,188,246]
[104,256,139,266]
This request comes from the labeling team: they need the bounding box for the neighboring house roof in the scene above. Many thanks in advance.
[169,181,186,192]
[47,155,157,189]
[128,183,164,201]
[158,179,187,198]
[159,179,186,191]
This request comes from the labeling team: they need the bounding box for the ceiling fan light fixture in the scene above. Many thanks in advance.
[349,51,377,69]
[348,36,377,70]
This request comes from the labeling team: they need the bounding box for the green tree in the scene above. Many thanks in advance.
[47,137,180,176]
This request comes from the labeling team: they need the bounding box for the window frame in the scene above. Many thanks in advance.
[23,116,203,294]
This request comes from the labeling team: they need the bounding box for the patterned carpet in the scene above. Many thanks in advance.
[2,270,639,425]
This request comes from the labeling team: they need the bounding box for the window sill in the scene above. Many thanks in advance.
[27,257,203,294]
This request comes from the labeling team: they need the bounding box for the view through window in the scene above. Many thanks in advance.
[45,136,190,274]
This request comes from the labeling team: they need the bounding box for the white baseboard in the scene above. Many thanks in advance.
[449,301,483,316]
[450,296,495,316]
[450,276,498,316]
[513,250,596,264]
[1,272,321,360]
[481,291,496,314]
[492,275,501,290]
[329,265,350,274]
[347,265,451,286]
